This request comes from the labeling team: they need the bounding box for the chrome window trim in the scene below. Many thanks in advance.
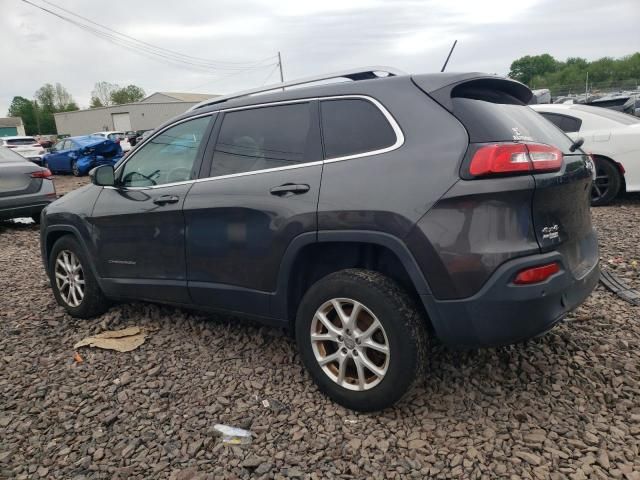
[110,95,404,191]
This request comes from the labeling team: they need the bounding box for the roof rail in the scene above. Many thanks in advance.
[188,66,406,111]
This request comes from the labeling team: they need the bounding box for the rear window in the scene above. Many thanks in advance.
[320,99,397,159]
[5,138,37,146]
[451,86,575,153]
[538,112,582,133]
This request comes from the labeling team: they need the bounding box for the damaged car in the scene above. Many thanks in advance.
[43,135,123,176]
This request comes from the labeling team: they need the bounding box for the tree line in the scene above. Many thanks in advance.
[7,82,146,135]
[508,52,640,95]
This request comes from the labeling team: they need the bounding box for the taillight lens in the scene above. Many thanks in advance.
[469,143,563,177]
[513,262,560,285]
[30,168,53,179]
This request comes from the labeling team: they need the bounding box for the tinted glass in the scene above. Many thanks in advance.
[320,99,396,158]
[540,113,582,133]
[62,140,73,150]
[450,88,575,153]
[210,103,311,177]
[120,116,210,187]
[6,137,37,146]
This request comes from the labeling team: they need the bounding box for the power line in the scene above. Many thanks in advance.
[21,0,278,72]
[38,0,275,68]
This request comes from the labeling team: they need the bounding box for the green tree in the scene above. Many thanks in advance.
[33,83,78,134]
[110,85,145,105]
[90,97,104,108]
[7,96,38,135]
[509,54,558,85]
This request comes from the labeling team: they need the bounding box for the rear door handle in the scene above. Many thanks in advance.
[153,195,180,205]
[269,183,310,196]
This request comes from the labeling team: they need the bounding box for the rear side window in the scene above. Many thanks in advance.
[210,103,312,177]
[539,112,582,133]
[320,99,396,159]
[451,86,575,153]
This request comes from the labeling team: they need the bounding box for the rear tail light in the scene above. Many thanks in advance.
[30,168,53,179]
[469,143,563,177]
[513,262,560,285]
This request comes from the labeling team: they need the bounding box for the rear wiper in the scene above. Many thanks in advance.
[569,137,585,152]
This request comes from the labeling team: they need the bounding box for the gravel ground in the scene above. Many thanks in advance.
[1,175,639,479]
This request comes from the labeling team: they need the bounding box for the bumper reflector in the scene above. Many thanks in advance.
[514,262,560,285]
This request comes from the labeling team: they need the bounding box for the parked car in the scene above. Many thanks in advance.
[43,136,123,176]
[0,136,46,165]
[135,129,153,145]
[124,131,139,147]
[40,68,599,411]
[0,145,56,222]
[532,104,640,205]
[92,131,131,152]
[37,135,57,149]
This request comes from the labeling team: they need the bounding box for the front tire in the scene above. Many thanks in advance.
[295,269,428,411]
[591,157,621,206]
[49,236,109,318]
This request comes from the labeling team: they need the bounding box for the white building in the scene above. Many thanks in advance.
[53,92,218,135]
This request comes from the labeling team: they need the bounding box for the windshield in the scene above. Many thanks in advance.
[0,146,28,162]
[573,105,640,125]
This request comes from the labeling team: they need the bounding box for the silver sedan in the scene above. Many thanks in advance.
[0,145,56,222]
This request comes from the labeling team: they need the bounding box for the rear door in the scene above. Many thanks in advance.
[90,114,214,303]
[184,101,322,315]
[47,140,74,172]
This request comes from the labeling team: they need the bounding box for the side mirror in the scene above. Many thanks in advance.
[90,165,115,186]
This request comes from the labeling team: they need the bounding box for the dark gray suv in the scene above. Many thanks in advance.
[40,68,599,411]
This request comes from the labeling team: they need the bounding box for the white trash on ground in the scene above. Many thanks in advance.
[213,424,253,446]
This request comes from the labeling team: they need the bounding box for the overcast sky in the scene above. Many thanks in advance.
[1,0,638,115]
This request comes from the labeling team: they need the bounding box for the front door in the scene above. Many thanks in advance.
[90,114,214,303]
[184,101,322,316]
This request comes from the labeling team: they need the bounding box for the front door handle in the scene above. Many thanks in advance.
[269,183,310,196]
[153,195,179,205]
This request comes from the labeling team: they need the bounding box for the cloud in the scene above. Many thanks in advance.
[0,0,637,118]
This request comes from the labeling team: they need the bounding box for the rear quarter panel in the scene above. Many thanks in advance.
[317,78,468,239]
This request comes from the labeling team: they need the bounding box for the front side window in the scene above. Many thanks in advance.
[119,116,211,187]
[210,102,312,177]
[320,98,397,159]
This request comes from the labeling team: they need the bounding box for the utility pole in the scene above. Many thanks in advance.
[585,71,589,103]
[277,51,285,90]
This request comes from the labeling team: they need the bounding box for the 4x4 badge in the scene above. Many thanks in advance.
[541,224,560,240]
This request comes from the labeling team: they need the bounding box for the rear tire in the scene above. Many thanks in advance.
[49,236,109,318]
[71,159,80,177]
[295,269,428,411]
[591,157,621,206]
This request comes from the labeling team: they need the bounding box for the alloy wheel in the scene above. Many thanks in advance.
[310,298,390,391]
[54,250,85,307]
[591,164,610,203]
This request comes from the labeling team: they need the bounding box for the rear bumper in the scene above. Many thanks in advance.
[422,251,600,348]
[0,181,57,220]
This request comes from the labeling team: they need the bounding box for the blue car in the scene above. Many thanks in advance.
[43,135,123,176]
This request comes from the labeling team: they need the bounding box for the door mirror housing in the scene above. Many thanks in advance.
[90,165,115,186]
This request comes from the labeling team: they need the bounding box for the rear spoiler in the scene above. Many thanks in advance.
[412,73,532,111]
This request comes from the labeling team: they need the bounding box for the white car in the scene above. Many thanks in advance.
[91,131,131,152]
[532,104,640,205]
[0,136,46,165]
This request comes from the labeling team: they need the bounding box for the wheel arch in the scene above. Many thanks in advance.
[592,153,626,193]
[43,225,98,280]
[273,230,434,331]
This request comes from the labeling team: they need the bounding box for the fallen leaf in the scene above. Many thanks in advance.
[73,352,83,363]
[74,327,148,352]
